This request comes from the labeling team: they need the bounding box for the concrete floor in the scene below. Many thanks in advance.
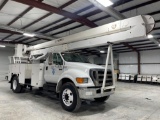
[0,80,160,120]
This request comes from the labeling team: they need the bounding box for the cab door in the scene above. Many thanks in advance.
[44,53,64,83]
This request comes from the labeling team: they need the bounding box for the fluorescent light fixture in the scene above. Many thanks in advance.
[23,33,35,37]
[3,39,12,42]
[96,0,113,7]
[159,44,160,47]
[0,45,6,48]
[147,34,153,39]
[100,50,105,53]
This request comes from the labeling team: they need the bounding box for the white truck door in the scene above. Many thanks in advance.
[44,53,64,83]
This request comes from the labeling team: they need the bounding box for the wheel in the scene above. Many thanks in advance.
[60,82,81,112]
[94,96,110,102]
[11,76,23,93]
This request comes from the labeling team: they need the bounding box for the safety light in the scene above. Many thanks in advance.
[76,78,88,84]
[23,33,35,37]
[100,50,105,53]
[96,0,113,7]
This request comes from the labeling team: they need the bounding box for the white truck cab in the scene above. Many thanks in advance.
[44,52,114,98]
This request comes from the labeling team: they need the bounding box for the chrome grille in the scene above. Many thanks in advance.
[90,69,113,87]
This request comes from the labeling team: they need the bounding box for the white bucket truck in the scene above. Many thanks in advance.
[8,15,154,112]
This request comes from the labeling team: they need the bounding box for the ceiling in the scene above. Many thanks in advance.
[0,0,160,55]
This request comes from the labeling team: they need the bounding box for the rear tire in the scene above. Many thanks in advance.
[11,76,23,93]
[94,96,110,102]
[60,82,81,112]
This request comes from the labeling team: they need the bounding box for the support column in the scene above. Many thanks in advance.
[137,52,141,74]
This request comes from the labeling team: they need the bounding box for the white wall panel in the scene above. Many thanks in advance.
[119,50,160,75]
[119,52,137,64]
[141,64,160,75]
[141,50,160,63]
[119,65,138,74]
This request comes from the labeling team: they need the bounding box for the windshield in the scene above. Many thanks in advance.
[61,53,90,63]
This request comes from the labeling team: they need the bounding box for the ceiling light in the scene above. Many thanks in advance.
[3,40,12,42]
[159,44,160,47]
[23,33,35,37]
[100,50,105,53]
[96,0,113,7]
[147,34,153,39]
[0,45,6,48]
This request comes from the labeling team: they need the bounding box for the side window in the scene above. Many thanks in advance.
[53,53,63,65]
[48,53,53,65]
[53,53,57,64]
[57,54,63,65]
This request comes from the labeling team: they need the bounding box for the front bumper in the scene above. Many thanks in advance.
[78,87,115,99]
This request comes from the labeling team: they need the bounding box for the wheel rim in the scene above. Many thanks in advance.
[62,88,73,106]
[13,79,17,90]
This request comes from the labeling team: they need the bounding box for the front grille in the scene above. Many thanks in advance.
[90,69,113,87]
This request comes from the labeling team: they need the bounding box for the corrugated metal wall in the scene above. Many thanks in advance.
[0,47,14,81]
[141,50,160,74]
[119,50,160,74]
[119,52,138,74]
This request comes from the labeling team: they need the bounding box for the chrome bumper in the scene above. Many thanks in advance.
[78,87,115,99]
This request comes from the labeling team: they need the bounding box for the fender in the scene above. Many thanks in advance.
[56,68,95,93]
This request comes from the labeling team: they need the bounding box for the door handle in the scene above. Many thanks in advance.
[46,66,48,70]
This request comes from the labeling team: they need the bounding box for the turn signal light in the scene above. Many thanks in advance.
[76,78,88,84]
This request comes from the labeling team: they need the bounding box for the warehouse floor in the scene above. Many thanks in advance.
[0,80,160,120]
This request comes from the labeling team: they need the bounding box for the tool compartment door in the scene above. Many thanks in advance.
[31,64,45,87]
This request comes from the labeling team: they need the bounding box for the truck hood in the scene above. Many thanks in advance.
[65,62,104,70]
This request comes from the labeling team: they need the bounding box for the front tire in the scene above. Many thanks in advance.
[60,82,81,112]
[94,96,110,102]
[11,76,23,93]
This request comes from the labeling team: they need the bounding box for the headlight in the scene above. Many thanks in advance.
[76,78,88,84]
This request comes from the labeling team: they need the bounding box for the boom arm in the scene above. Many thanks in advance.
[24,15,154,57]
